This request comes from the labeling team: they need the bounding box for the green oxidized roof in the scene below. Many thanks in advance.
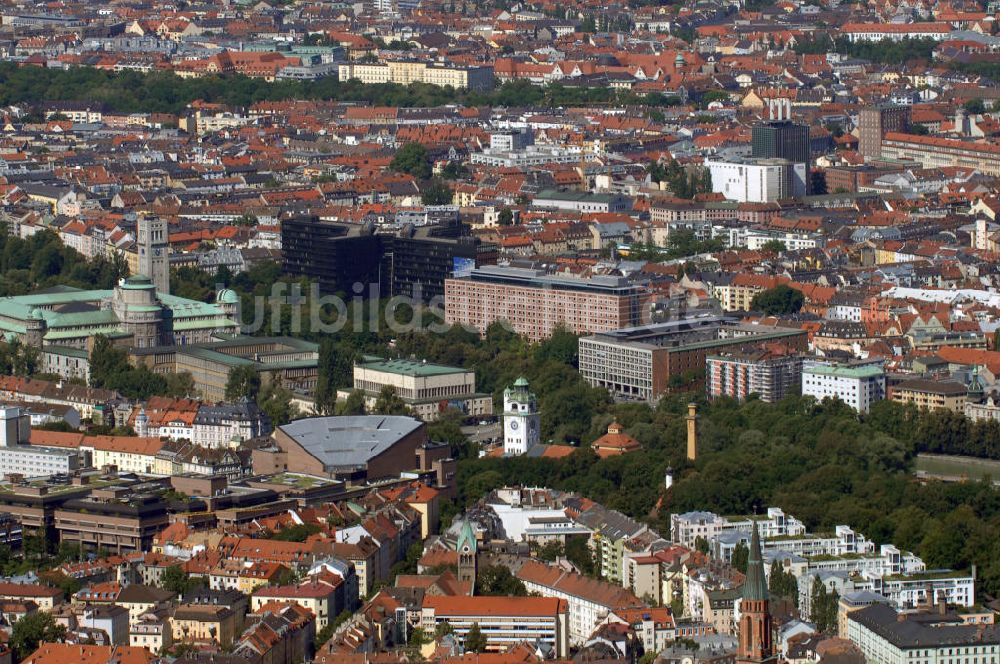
[218,289,240,304]
[804,364,883,379]
[0,285,232,338]
[173,317,238,331]
[743,522,769,602]
[360,355,466,377]
[45,325,123,341]
[505,377,535,403]
[457,520,477,553]
[45,308,121,327]
[968,366,984,397]
[120,275,153,289]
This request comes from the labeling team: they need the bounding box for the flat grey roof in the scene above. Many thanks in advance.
[462,265,638,292]
[851,604,1000,648]
[278,415,422,469]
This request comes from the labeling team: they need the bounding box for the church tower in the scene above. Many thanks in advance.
[503,377,540,456]
[456,520,477,595]
[738,523,776,664]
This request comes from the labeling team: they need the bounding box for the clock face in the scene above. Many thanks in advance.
[509,420,519,431]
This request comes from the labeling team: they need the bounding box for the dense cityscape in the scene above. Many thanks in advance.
[0,0,994,662]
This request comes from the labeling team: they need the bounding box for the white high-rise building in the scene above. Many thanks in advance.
[0,407,80,477]
[137,216,170,295]
[802,361,886,413]
[503,377,540,456]
[706,157,807,203]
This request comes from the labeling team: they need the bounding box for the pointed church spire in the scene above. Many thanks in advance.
[457,519,476,554]
[743,522,768,602]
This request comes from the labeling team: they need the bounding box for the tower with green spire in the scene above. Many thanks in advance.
[456,520,478,595]
[737,523,776,663]
[503,377,540,455]
[968,366,985,404]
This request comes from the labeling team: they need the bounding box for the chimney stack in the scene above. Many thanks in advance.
[686,403,698,461]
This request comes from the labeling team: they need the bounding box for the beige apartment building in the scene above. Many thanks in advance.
[889,379,968,413]
[171,604,237,647]
[337,61,494,90]
[339,356,492,421]
[880,132,1000,176]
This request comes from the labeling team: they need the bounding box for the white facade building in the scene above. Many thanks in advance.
[517,561,642,647]
[801,361,886,413]
[671,507,806,549]
[827,302,864,322]
[847,604,998,664]
[714,524,875,562]
[487,500,570,542]
[707,158,807,203]
[723,227,824,251]
[779,545,972,612]
[0,407,80,477]
[0,444,80,477]
[341,356,492,423]
[471,145,586,168]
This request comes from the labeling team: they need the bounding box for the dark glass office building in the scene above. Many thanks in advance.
[385,223,496,302]
[752,121,810,163]
[282,215,496,301]
[281,216,383,295]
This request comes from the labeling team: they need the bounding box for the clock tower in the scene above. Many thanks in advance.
[137,215,170,295]
[503,377,540,456]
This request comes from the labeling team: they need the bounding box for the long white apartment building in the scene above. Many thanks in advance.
[847,604,998,664]
[774,545,973,612]
[471,144,589,168]
[670,507,806,549]
[679,506,975,615]
[0,407,80,478]
[868,571,976,609]
[721,226,825,251]
[421,595,569,658]
[713,524,875,561]
[337,61,494,90]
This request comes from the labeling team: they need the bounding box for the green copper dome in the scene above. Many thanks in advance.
[217,288,240,304]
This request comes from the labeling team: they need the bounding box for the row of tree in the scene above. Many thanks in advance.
[866,400,1000,460]
[648,160,713,199]
[792,34,938,65]
[90,336,194,400]
[0,227,128,296]
[623,231,726,261]
[0,64,681,116]
[751,284,805,315]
